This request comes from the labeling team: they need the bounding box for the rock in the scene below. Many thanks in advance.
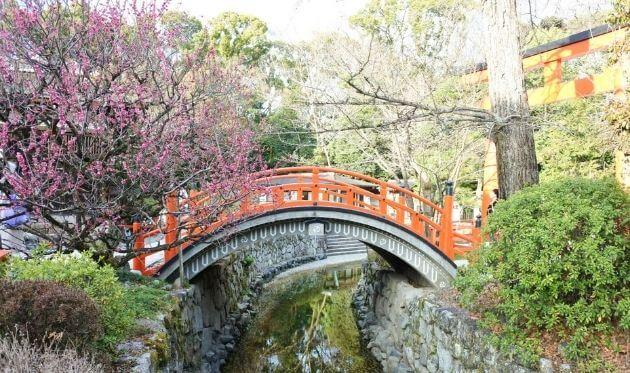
[130,352,153,373]
[201,328,213,353]
[370,346,382,357]
[403,346,415,365]
[218,335,234,344]
[389,348,402,358]
[385,356,402,372]
[436,343,453,372]
[365,311,375,323]
[237,302,249,311]
[451,359,465,373]
[117,340,146,354]
[452,342,463,359]
[559,363,572,372]
[417,343,428,366]
[426,353,439,373]
[539,358,554,373]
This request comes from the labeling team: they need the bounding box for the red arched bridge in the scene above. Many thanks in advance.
[128,25,627,285]
[131,167,481,287]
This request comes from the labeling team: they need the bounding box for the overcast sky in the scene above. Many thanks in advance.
[171,0,613,42]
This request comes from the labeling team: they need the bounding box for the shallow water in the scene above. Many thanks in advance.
[223,264,381,373]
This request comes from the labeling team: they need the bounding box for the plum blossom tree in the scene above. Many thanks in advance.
[0,0,262,260]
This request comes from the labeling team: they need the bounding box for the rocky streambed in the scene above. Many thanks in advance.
[223,263,381,372]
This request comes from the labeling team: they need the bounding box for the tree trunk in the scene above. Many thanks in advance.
[483,0,539,198]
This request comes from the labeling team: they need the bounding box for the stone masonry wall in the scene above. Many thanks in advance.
[165,234,325,372]
[353,265,561,373]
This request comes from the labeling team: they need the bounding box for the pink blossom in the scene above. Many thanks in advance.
[0,0,263,254]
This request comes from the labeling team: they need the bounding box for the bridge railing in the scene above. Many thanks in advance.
[130,166,481,275]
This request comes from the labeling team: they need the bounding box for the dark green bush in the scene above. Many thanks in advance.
[6,254,133,350]
[455,178,629,363]
[241,255,255,268]
[0,279,102,349]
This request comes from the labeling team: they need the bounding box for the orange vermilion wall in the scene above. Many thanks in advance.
[131,167,479,276]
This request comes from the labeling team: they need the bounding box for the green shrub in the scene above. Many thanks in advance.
[117,269,172,321]
[0,279,103,350]
[6,254,133,350]
[241,255,255,268]
[124,285,171,320]
[0,261,7,278]
[455,178,629,363]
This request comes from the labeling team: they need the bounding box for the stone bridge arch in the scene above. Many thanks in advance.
[157,207,457,288]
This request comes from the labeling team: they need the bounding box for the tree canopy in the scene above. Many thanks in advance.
[0,0,261,257]
[209,12,271,66]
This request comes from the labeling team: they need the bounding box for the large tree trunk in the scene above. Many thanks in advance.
[483,0,539,198]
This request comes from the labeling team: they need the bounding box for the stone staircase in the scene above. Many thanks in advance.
[325,234,368,257]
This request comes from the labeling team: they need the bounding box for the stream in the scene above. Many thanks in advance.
[223,263,381,372]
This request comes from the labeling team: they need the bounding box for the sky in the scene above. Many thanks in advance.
[172,0,613,42]
[172,0,366,42]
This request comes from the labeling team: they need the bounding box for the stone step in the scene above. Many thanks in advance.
[326,238,359,243]
[325,234,368,256]
[325,234,358,239]
[327,246,366,252]
[326,234,358,239]
[327,247,368,253]
[326,235,364,242]
[326,249,368,257]
[326,242,366,249]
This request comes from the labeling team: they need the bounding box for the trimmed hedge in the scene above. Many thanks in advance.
[0,279,102,349]
[7,254,133,349]
[455,178,629,365]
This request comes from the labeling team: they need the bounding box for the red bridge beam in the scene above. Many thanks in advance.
[464,24,627,108]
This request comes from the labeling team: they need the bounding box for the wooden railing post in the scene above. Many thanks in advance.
[131,219,146,273]
[379,183,387,216]
[347,186,356,207]
[239,192,250,215]
[440,181,454,259]
[273,188,283,207]
[164,193,179,263]
[312,168,320,203]
[472,214,483,249]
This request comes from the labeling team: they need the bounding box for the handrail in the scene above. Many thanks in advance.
[181,166,443,213]
[259,166,444,212]
[274,177,442,227]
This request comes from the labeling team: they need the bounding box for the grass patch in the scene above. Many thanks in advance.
[117,269,173,320]
[125,284,172,320]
